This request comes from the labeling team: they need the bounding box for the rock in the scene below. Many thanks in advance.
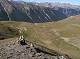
[36,53,42,57]
[0,38,71,59]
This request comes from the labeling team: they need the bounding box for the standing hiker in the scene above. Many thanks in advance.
[18,35,26,45]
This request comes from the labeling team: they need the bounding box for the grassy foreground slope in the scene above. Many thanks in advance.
[0,16,80,59]
[0,23,19,39]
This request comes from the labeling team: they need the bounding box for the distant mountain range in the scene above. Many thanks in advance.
[0,0,80,23]
[35,2,80,16]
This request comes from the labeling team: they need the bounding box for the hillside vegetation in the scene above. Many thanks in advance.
[0,16,80,59]
[0,23,19,39]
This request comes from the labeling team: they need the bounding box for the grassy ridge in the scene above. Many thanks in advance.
[0,16,80,59]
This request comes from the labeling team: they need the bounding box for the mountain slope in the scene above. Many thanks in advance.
[0,22,19,39]
[36,2,80,17]
[0,16,80,59]
[0,3,8,20]
[0,0,67,22]
[0,0,80,23]
[0,37,71,59]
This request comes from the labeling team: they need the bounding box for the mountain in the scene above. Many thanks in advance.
[0,1,80,59]
[34,2,80,17]
[0,0,80,23]
[0,0,67,23]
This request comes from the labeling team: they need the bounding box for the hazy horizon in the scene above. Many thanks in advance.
[13,0,80,5]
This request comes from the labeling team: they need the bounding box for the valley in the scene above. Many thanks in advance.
[0,0,80,59]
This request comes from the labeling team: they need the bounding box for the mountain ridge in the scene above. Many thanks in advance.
[0,16,80,59]
[0,0,80,23]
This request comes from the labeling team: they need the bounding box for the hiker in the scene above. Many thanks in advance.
[18,35,27,45]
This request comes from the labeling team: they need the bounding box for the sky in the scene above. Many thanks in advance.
[14,0,80,5]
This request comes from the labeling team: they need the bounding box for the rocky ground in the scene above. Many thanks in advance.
[0,38,70,59]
